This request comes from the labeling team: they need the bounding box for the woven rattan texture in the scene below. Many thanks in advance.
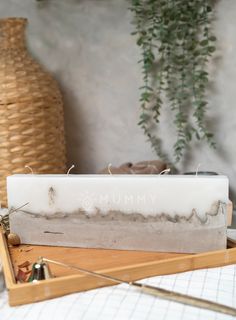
[0,18,66,206]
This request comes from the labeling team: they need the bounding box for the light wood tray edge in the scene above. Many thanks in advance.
[1,226,236,306]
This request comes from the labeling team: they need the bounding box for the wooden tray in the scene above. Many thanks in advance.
[1,227,236,306]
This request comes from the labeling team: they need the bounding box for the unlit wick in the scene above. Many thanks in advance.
[25,165,34,174]
[67,165,75,175]
[159,168,171,175]
[41,257,236,317]
[196,163,201,176]
[108,163,113,175]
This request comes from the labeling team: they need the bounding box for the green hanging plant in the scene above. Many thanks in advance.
[129,0,216,162]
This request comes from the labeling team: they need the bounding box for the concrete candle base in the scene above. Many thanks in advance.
[10,201,227,253]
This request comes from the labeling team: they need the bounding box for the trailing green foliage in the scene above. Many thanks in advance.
[129,0,216,162]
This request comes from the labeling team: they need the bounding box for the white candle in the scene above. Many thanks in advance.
[7,174,229,253]
[7,174,228,217]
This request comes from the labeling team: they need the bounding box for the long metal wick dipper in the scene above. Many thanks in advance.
[41,257,236,317]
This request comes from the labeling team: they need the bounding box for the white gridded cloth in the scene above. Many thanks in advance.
[1,264,236,320]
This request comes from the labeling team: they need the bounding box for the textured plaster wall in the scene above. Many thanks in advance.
[0,0,236,201]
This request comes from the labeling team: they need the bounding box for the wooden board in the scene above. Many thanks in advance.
[1,227,236,306]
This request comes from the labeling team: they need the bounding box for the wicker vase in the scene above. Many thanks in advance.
[0,18,67,206]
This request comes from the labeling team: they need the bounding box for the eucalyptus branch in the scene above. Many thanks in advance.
[130,0,216,163]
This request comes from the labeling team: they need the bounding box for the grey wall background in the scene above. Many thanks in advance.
[0,0,236,200]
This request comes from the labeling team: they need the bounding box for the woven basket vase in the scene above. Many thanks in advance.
[0,18,67,206]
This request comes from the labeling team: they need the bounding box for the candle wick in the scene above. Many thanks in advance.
[108,163,113,175]
[196,163,201,177]
[67,165,75,175]
[159,168,171,175]
[25,165,34,174]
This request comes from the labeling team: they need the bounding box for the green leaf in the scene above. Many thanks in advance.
[208,46,216,53]
[136,37,143,46]
[205,132,214,138]
[140,113,150,120]
[200,39,208,46]
[185,131,192,142]
[140,91,151,102]
[206,6,212,12]
[209,36,217,42]
[195,131,201,140]
[139,85,153,91]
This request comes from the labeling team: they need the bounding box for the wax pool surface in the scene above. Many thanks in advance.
[7,174,229,218]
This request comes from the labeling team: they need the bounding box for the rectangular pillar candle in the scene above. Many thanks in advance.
[7,174,229,253]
